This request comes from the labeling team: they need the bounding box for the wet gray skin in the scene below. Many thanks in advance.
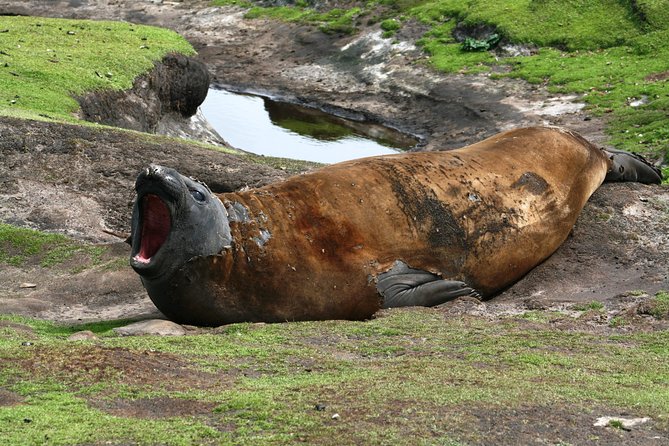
[130,164,231,281]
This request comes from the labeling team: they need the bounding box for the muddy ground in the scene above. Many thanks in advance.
[1,1,669,443]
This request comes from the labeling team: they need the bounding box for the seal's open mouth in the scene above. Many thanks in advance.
[134,194,171,264]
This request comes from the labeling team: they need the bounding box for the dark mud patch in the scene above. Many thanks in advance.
[0,389,24,407]
[89,396,218,419]
[18,345,227,392]
[464,405,666,446]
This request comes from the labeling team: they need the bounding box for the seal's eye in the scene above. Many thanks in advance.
[190,189,206,202]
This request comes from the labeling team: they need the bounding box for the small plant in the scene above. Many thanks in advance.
[461,33,501,52]
[608,419,626,430]
[649,291,669,319]
[380,19,401,38]
[608,316,626,328]
[572,301,605,312]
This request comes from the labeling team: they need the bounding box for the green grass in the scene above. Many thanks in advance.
[1,310,668,444]
[407,0,656,50]
[572,301,606,312]
[640,290,669,319]
[0,223,106,269]
[244,4,363,34]
[223,0,669,162]
[407,0,669,159]
[0,16,195,122]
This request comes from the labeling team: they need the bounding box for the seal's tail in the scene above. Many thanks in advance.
[603,148,663,184]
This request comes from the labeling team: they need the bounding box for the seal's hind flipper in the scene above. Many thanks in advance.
[604,148,662,184]
[377,260,480,308]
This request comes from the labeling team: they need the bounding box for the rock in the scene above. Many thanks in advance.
[594,416,650,429]
[67,330,98,341]
[113,319,186,337]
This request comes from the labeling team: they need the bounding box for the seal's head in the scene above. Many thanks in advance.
[130,164,230,280]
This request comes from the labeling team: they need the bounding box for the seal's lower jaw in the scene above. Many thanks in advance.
[131,194,171,275]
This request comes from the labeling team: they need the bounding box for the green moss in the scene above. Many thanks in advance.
[0,223,106,269]
[0,391,223,445]
[407,0,656,50]
[380,18,402,37]
[0,16,194,122]
[244,5,362,34]
[2,312,669,444]
[572,301,605,312]
[645,291,669,319]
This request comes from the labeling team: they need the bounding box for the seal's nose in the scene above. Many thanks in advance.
[146,164,164,178]
[135,165,186,199]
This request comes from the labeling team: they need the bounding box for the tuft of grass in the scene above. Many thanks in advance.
[0,16,195,122]
[642,291,669,319]
[244,5,363,34]
[380,18,402,38]
[608,419,626,430]
[0,223,106,269]
[572,301,605,312]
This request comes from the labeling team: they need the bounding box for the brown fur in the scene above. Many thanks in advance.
[153,127,610,325]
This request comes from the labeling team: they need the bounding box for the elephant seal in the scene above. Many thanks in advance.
[130,126,661,326]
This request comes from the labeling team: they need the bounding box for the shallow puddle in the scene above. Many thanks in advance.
[200,88,417,164]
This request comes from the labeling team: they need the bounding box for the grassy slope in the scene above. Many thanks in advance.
[224,0,669,163]
[0,16,195,122]
[1,311,668,445]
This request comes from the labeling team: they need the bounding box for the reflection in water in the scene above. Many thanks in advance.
[200,89,417,164]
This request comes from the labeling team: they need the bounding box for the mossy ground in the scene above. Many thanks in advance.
[1,307,669,445]
[216,0,669,162]
[0,223,115,271]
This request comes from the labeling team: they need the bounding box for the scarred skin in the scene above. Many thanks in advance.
[130,127,659,326]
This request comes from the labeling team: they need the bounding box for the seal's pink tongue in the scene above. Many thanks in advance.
[136,194,171,263]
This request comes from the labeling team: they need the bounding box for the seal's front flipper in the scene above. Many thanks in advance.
[377,260,480,309]
[604,148,662,184]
